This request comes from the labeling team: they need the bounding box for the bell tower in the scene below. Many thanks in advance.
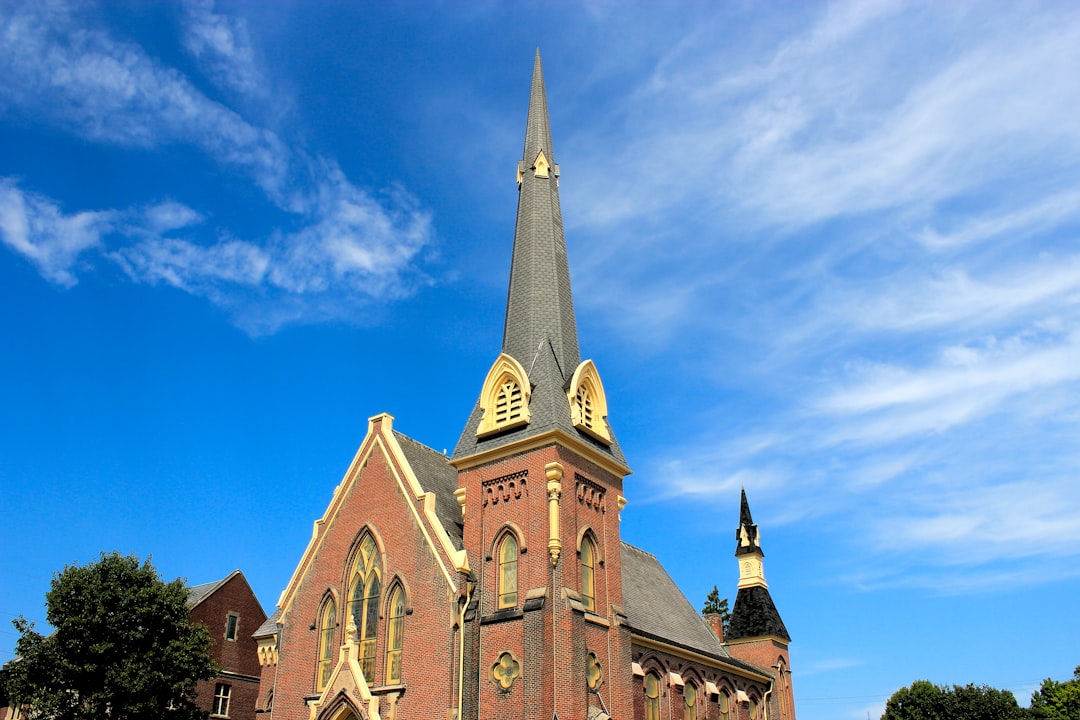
[450,51,633,720]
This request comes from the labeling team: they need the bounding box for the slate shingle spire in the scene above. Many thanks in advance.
[452,51,625,466]
[502,49,579,375]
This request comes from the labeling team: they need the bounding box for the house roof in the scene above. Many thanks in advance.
[393,430,464,550]
[186,569,240,609]
[620,543,769,677]
[452,51,626,468]
[252,608,281,639]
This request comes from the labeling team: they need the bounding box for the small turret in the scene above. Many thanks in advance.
[726,489,789,641]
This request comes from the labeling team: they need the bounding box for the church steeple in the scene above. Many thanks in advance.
[502,49,579,377]
[452,52,625,468]
[727,490,790,642]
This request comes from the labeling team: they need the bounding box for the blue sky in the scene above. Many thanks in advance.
[2,1,1079,717]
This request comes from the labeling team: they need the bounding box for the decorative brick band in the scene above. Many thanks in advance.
[575,473,606,512]
[482,470,528,506]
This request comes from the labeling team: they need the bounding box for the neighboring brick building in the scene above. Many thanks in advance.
[188,570,267,720]
[254,52,797,720]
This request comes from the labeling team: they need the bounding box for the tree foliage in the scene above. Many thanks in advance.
[2,552,217,720]
[701,585,731,636]
[882,680,1026,720]
[1029,666,1080,720]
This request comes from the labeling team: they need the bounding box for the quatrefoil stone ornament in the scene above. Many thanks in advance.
[586,652,603,690]
[492,651,521,691]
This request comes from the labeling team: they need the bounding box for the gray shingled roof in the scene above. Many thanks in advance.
[394,430,464,551]
[253,608,281,639]
[452,51,625,468]
[186,570,238,609]
[620,543,770,676]
[620,543,727,658]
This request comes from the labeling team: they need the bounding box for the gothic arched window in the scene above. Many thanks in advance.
[497,533,519,609]
[385,585,405,684]
[684,680,698,720]
[580,534,597,612]
[316,597,336,691]
[644,672,660,720]
[348,534,382,682]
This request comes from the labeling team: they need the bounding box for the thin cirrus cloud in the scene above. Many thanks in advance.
[0,1,433,333]
[586,1,1080,590]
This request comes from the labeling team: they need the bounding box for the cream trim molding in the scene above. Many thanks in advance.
[566,359,612,444]
[631,634,773,683]
[277,413,466,626]
[451,427,632,479]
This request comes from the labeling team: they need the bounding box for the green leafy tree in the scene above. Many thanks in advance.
[1029,666,1080,720]
[2,552,217,720]
[701,585,731,636]
[882,680,1026,720]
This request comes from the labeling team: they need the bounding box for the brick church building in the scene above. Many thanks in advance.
[252,52,796,720]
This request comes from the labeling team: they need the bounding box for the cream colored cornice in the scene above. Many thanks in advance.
[451,427,631,479]
[631,634,772,683]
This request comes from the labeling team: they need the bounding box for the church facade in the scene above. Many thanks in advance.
[251,53,796,720]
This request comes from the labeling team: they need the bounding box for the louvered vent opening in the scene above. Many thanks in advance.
[496,381,524,425]
[576,386,594,428]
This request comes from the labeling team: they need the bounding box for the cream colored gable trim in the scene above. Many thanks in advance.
[533,149,550,178]
[477,353,532,437]
[308,629,379,720]
[382,428,470,575]
[451,427,632,479]
[631,634,772,683]
[566,359,611,443]
[277,414,462,625]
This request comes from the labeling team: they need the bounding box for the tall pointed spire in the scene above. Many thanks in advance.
[502,49,579,373]
[452,52,625,468]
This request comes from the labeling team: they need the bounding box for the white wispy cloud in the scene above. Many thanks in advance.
[0,1,434,331]
[0,180,113,287]
[574,1,1080,590]
[181,0,266,98]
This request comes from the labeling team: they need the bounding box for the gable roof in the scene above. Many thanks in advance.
[253,608,281,639]
[186,569,240,609]
[393,430,463,550]
[620,543,769,678]
[620,543,726,657]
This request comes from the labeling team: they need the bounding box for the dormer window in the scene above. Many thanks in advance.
[566,360,611,443]
[477,354,532,437]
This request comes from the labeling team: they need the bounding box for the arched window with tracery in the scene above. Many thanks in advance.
[385,585,405,684]
[348,534,382,682]
[644,672,661,720]
[316,597,336,691]
[497,532,519,609]
[684,680,698,720]
[580,534,597,612]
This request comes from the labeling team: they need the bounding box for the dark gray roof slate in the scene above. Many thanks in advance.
[452,52,625,467]
[727,585,790,642]
[252,608,281,639]
[393,430,464,551]
[620,543,728,658]
[185,570,237,608]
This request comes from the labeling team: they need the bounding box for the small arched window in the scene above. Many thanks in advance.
[348,534,382,682]
[719,691,730,720]
[497,533,519,609]
[385,585,405,684]
[684,680,698,720]
[580,535,597,612]
[644,673,660,720]
[316,598,336,691]
[750,695,759,720]
[478,354,532,437]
